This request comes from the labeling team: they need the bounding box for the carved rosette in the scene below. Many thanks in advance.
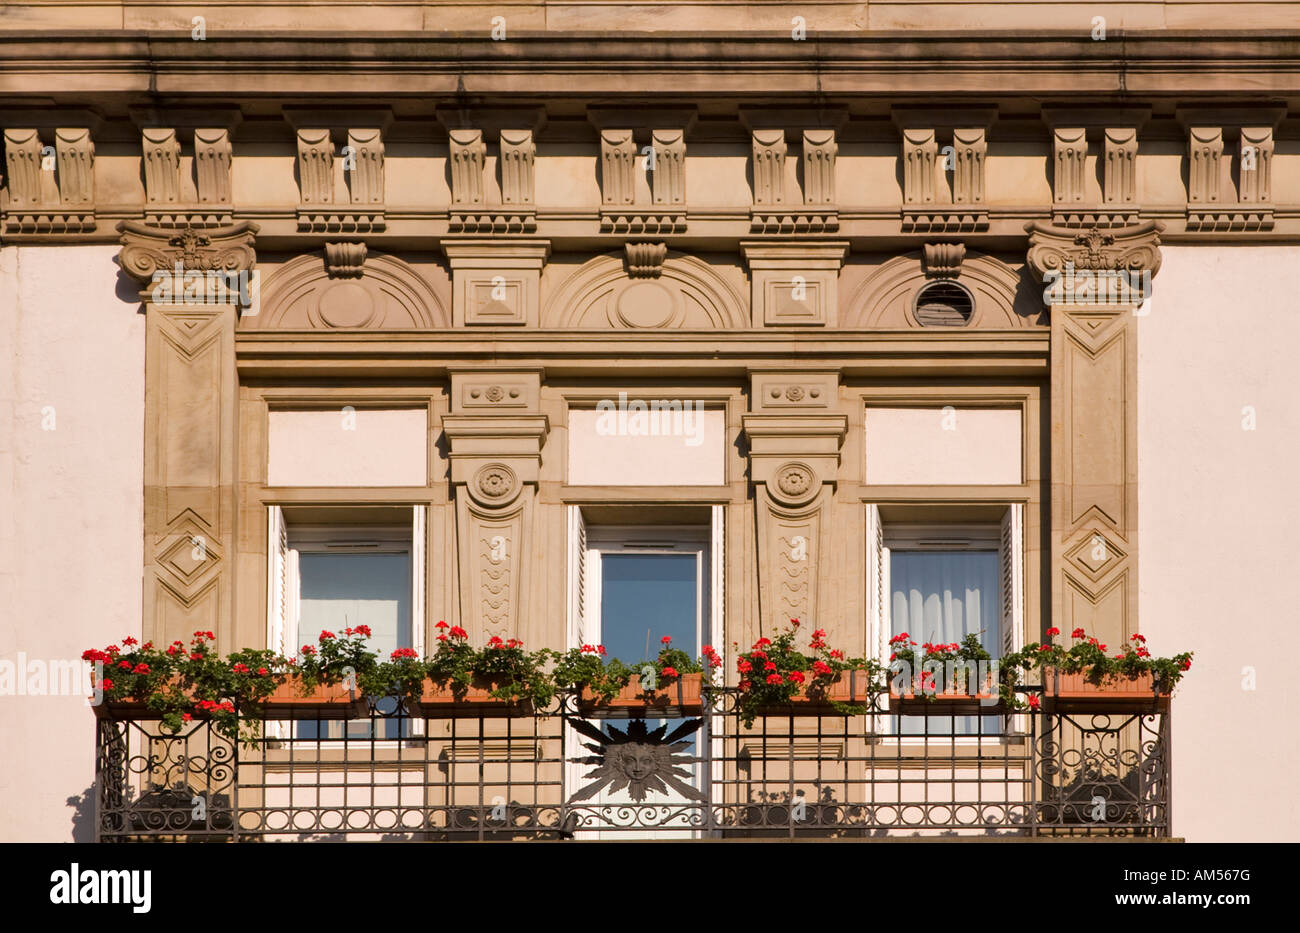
[471,463,520,508]
[771,461,818,508]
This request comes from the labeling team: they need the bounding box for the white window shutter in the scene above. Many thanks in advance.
[866,504,890,663]
[567,505,588,648]
[267,505,288,656]
[1000,503,1025,657]
[710,505,725,655]
[411,505,426,655]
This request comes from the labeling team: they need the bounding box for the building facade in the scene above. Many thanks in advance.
[2,2,1298,841]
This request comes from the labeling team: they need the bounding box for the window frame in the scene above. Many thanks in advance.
[267,504,427,743]
[867,503,1026,746]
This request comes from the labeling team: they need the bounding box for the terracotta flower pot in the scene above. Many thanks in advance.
[756,669,875,716]
[1044,669,1170,712]
[888,688,1005,715]
[411,676,535,718]
[90,672,184,720]
[578,672,704,717]
[258,677,368,719]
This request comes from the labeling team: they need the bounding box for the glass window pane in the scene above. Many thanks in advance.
[298,552,411,656]
[296,550,410,741]
[599,553,698,660]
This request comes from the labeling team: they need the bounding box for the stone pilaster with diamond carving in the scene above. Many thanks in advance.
[117,219,259,649]
[1026,220,1162,645]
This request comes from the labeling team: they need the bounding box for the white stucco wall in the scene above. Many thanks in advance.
[0,245,144,842]
[1139,245,1300,842]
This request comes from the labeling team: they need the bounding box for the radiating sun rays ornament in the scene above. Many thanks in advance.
[567,718,706,802]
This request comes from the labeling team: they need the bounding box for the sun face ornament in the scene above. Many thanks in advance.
[566,717,707,803]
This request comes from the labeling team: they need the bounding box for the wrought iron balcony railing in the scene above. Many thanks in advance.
[94,691,1171,841]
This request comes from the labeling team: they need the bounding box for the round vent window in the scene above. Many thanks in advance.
[913,281,974,326]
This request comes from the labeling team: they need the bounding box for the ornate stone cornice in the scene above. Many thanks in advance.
[117,220,259,293]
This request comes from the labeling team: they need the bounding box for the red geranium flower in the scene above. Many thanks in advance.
[1046,627,1060,637]
[1072,627,1086,639]
[1028,695,1041,709]
[132,663,150,674]
[661,666,679,678]
[788,670,805,684]
[766,673,783,685]
[661,636,672,645]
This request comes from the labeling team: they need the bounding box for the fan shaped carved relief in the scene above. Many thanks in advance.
[249,250,449,329]
[844,251,1041,329]
[543,251,747,329]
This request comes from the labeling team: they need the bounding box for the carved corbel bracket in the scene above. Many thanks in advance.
[742,406,847,632]
[2,126,97,235]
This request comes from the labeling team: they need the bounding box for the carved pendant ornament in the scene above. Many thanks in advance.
[567,718,706,803]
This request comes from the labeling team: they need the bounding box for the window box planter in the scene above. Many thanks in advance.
[578,672,705,718]
[257,678,368,719]
[756,669,875,716]
[1043,670,1171,713]
[410,676,535,718]
[888,688,1006,716]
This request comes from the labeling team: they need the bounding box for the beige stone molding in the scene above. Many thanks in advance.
[1025,220,1162,647]
[444,370,548,642]
[650,128,686,209]
[741,241,849,327]
[742,404,847,633]
[125,220,260,648]
[142,128,181,206]
[542,249,747,329]
[921,242,965,279]
[194,128,234,224]
[1178,105,1285,232]
[323,241,366,278]
[847,249,1031,329]
[594,126,687,234]
[442,239,550,326]
[802,129,837,208]
[2,126,96,234]
[437,106,545,232]
[624,242,667,279]
[746,124,839,234]
[893,107,996,233]
[1039,107,1148,228]
[117,219,259,303]
[251,248,449,330]
[286,109,391,233]
[1026,220,1163,307]
[500,129,536,206]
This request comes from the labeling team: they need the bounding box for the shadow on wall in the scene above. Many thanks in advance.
[67,785,95,843]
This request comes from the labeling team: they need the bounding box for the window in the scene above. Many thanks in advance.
[565,506,724,837]
[867,504,1024,736]
[268,505,426,739]
[913,280,974,326]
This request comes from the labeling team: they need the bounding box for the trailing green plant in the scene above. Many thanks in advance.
[550,644,634,702]
[887,632,1017,705]
[292,625,378,693]
[1003,626,1194,700]
[425,622,556,706]
[83,631,281,742]
[732,620,881,727]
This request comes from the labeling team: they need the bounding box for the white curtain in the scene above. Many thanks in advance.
[890,550,999,735]
[890,551,999,653]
